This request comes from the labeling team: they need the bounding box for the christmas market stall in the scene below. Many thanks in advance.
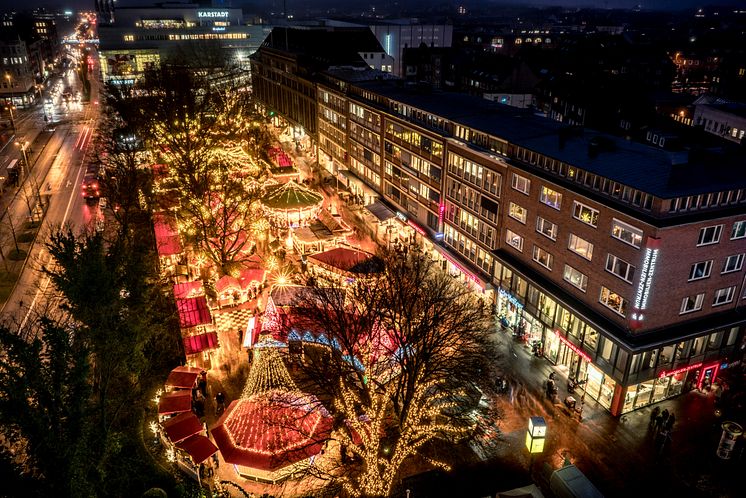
[215,275,243,308]
[164,365,204,392]
[153,212,184,279]
[308,247,383,282]
[211,347,332,483]
[160,412,218,483]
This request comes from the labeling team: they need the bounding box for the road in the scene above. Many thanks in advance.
[0,49,103,334]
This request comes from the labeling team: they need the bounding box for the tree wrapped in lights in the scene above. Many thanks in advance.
[293,249,498,497]
[177,160,262,275]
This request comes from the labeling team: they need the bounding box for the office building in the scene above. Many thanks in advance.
[251,28,746,416]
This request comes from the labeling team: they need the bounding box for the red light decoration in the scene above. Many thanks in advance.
[658,362,702,379]
[407,220,426,236]
[438,202,445,225]
[696,362,720,390]
[554,331,591,362]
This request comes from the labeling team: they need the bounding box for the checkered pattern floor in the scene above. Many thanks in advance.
[212,307,254,334]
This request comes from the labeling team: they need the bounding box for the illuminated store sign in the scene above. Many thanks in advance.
[658,362,702,379]
[555,331,591,362]
[498,288,523,309]
[198,10,229,18]
[634,243,660,312]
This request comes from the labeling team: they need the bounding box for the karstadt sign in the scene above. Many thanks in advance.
[197,11,229,18]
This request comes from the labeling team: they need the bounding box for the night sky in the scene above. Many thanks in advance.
[1,0,746,13]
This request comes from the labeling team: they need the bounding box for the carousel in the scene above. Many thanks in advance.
[260,180,323,229]
[211,345,332,484]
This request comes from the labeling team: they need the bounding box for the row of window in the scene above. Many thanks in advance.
[689,254,745,281]
[511,173,645,248]
[681,286,742,314]
[513,148,654,211]
[697,222,746,246]
[668,189,746,213]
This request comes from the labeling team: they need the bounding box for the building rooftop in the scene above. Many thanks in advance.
[354,81,746,198]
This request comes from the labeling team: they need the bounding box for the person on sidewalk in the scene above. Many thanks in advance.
[666,413,676,431]
[649,406,660,426]
[661,408,670,425]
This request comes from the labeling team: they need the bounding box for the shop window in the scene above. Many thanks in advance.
[623,385,638,413]
[707,331,723,350]
[659,344,675,366]
[599,337,615,362]
[583,327,598,351]
[557,306,573,332]
[537,293,556,323]
[569,318,584,340]
[651,377,671,403]
[502,267,513,288]
[527,286,540,307]
[674,340,691,361]
[629,353,642,374]
[513,275,528,297]
[599,376,615,409]
[615,349,628,372]
[726,327,739,346]
[634,380,654,408]
[691,336,706,357]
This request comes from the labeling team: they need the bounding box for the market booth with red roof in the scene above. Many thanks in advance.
[165,365,203,392]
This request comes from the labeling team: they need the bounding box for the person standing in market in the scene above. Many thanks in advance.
[649,406,660,427]
[666,413,676,431]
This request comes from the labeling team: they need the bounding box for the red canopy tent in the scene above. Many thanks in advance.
[165,365,203,390]
[176,296,212,329]
[176,434,218,464]
[308,247,381,278]
[158,391,193,416]
[215,275,241,294]
[163,411,203,443]
[174,281,204,300]
[153,212,182,257]
[183,332,219,355]
[238,269,266,290]
[211,393,332,471]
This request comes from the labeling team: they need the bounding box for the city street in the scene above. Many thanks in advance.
[0,47,102,333]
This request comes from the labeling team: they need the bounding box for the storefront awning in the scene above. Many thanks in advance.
[163,411,203,444]
[176,296,212,329]
[365,201,395,223]
[183,332,219,356]
[176,434,218,464]
[158,391,193,416]
[165,365,203,389]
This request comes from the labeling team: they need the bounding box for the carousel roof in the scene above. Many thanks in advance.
[211,393,331,470]
[261,181,323,211]
[210,346,331,471]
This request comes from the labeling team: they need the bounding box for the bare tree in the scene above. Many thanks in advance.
[290,249,498,497]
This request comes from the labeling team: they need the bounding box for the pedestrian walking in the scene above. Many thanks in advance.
[666,413,676,431]
[661,408,670,424]
[655,413,664,431]
[649,406,660,426]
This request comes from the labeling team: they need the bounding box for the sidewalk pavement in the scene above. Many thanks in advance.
[476,328,744,498]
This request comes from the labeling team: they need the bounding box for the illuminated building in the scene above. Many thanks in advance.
[252,27,746,416]
[96,0,271,85]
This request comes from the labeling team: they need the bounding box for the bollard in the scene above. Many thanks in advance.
[716,421,743,460]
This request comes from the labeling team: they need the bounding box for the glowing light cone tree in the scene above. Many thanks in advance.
[294,249,498,497]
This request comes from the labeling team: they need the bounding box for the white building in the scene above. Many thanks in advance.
[692,95,746,144]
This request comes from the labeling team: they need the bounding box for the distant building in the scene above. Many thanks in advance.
[97,0,270,85]
[0,35,38,107]
[693,95,746,144]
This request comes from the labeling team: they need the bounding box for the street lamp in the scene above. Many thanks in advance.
[16,140,42,210]
[4,73,16,133]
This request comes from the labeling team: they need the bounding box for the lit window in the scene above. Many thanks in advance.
[563,264,588,292]
[568,233,593,260]
[124,34,134,42]
[505,229,523,252]
[536,216,558,240]
[611,218,642,249]
[572,201,599,227]
[722,253,745,274]
[688,260,712,281]
[600,286,628,316]
[680,293,705,314]
[532,245,553,270]
[713,286,736,307]
[540,186,562,209]
[731,220,746,240]
[697,225,723,246]
[508,202,527,223]
[511,173,530,194]
[606,254,636,283]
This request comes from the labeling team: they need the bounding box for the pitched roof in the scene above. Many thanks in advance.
[165,365,203,389]
[176,296,212,329]
[163,412,203,444]
[176,434,218,464]
[158,391,193,416]
[309,247,383,276]
[261,27,384,68]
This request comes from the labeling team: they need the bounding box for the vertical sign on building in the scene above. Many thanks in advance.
[630,236,661,328]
